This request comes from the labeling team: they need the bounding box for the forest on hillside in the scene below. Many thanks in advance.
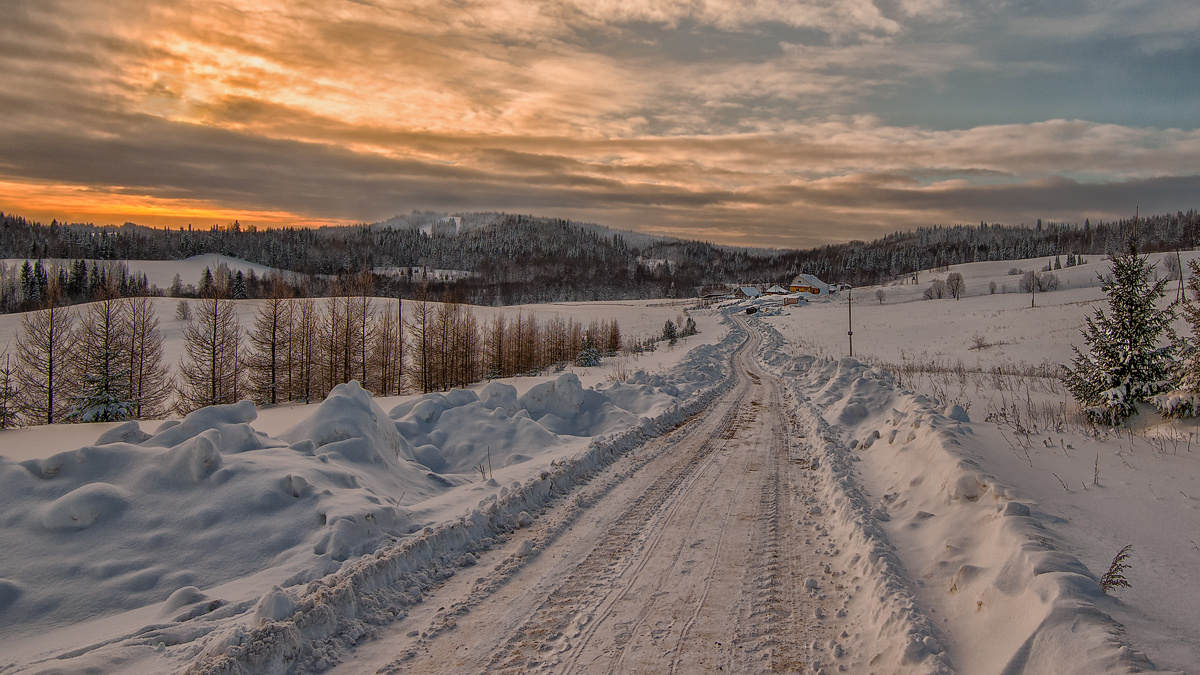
[1,209,1197,310]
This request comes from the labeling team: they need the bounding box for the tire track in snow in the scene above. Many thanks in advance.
[485,353,757,673]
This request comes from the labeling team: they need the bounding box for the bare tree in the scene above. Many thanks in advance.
[246,283,292,405]
[319,291,345,393]
[875,289,886,304]
[126,296,171,419]
[293,296,319,403]
[15,286,76,424]
[484,313,506,379]
[372,297,404,395]
[177,286,244,413]
[406,286,435,393]
[946,272,966,300]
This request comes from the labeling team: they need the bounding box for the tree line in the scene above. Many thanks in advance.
[4,209,1196,308]
[0,277,633,428]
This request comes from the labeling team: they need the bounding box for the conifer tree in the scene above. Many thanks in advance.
[1063,242,1177,424]
[1154,258,1200,417]
[0,352,18,428]
[70,290,135,422]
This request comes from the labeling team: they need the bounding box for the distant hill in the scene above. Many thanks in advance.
[1,209,1197,307]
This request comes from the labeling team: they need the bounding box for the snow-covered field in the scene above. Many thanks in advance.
[0,251,1196,674]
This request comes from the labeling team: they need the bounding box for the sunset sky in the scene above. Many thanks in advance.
[1,0,1197,248]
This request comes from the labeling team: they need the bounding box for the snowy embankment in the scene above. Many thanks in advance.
[763,251,1199,672]
[755,307,1186,670]
[0,314,740,674]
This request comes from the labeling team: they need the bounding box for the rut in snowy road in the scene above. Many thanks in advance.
[335,318,841,674]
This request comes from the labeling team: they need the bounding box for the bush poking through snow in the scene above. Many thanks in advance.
[1101,544,1133,594]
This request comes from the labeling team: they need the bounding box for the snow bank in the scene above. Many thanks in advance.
[0,313,741,674]
[179,316,743,674]
[755,315,1171,674]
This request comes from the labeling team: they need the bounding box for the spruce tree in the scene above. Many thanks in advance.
[1063,242,1177,424]
[0,352,19,429]
[70,293,135,422]
[1154,258,1200,416]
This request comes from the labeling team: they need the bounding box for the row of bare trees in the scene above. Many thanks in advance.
[1,281,627,426]
[0,284,171,426]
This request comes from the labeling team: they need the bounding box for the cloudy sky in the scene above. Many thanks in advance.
[1,0,1197,247]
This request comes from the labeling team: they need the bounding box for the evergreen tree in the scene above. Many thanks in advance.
[232,271,247,299]
[1063,243,1177,424]
[0,352,18,428]
[1154,258,1200,417]
[70,292,135,422]
[662,319,678,345]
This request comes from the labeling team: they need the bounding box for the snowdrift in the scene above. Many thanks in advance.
[755,316,1172,674]
[0,314,739,673]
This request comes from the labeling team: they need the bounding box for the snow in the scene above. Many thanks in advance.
[0,250,1196,673]
[760,251,1198,672]
[0,300,730,673]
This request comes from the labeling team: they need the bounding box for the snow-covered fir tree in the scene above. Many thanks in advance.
[1154,258,1200,417]
[1062,242,1177,424]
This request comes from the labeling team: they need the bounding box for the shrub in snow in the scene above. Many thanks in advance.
[1062,244,1177,425]
[1100,545,1133,594]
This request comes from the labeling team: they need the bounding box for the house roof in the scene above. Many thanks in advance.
[738,286,760,297]
[790,273,827,288]
[765,285,788,294]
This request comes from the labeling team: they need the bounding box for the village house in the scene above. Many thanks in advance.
[734,286,760,300]
[789,274,829,296]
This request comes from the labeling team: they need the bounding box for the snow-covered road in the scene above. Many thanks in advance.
[328,317,836,673]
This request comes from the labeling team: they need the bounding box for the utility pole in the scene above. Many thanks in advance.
[847,287,854,358]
